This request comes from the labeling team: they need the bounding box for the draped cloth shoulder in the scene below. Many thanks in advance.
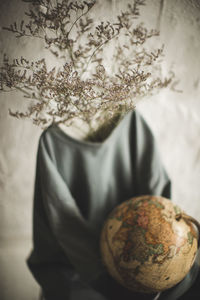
[27,110,199,300]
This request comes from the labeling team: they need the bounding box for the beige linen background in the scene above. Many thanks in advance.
[0,0,200,299]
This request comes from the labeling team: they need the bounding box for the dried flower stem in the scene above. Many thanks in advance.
[0,0,174,140]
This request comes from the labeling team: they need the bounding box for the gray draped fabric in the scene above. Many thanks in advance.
[27,110,199,300]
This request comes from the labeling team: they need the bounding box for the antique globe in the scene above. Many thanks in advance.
[100,195,199,294]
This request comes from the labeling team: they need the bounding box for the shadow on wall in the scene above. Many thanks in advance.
[0,240,40,300]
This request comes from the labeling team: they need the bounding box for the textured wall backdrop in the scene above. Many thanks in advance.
[0,0,200,299]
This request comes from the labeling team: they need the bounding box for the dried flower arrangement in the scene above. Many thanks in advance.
[0,0,173,142]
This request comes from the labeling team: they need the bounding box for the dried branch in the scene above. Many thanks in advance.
[0,0,174,140]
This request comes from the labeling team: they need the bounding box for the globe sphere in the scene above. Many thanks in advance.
[100,195,199,293]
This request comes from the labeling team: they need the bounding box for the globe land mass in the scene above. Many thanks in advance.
[101,196,198,293]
